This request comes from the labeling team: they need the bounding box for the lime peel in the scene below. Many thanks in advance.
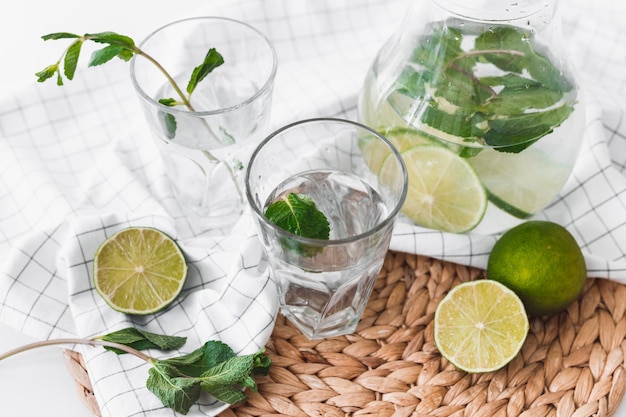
[486,220,587,316]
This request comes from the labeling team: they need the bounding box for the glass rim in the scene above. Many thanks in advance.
[431,0,555,22]
[245,117,409,246]
[129,16,278,116]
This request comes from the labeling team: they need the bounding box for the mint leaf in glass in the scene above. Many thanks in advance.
[264,193,330,240]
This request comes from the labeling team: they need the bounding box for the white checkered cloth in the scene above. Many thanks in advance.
[0,0,624,416]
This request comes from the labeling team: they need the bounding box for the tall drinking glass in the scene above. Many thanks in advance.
[131,17,277,227]
[246,118,408,339]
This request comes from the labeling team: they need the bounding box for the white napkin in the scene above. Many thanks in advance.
[0,0,625,416]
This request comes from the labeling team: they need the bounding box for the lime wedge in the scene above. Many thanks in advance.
[359,124,468,180]
[381,145,487,233]
[468,147,570,218]
[93,227,187,315]
[359,127,437,175]
[434,280,529,373]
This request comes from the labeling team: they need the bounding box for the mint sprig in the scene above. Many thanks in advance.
[36,29,245,197]
[36,31,224,114]
[0,327,270,415]
[392,23,576,153]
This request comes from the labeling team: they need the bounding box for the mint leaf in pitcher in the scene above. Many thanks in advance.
[264,193,330,240]
[391,22,577,154]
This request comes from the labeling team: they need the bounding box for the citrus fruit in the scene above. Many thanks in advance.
[434,279,529,373]
[486,220,587,316]
[380,145,487,233]
[359,127,436,175]
[468,147,571,218]
[93,227,188,315]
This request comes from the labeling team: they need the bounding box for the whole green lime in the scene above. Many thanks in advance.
[486,220,587,317]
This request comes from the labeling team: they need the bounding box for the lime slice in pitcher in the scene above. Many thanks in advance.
[360,127,445,174]
[469,147,571,219]
[380,145,487,233]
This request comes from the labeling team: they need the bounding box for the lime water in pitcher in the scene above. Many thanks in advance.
[358,0,585,234]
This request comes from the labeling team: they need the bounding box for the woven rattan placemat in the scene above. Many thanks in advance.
[65,252,626,417]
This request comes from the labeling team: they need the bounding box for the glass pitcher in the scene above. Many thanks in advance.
[358,0,584,234]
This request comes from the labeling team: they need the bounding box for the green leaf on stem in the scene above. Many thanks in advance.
[147,361,202,415]
[264,193,330,240]
[98,327,187,354]
[187,48,224,96]
[147,341,271,414]
[88,31,136,49]
[41,32,80,41]
[159,98,177,107]
[162,340,236,377]
[89,45,131,66]
[158,111,177,139]
[63,40,82,80]
[0,327,270,415]
[35,64,60,83]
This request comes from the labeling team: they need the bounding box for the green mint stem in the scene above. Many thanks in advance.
[136,49,195,112]
[76,34,237,189]
[78,34,194,112]
[0,337,154,363]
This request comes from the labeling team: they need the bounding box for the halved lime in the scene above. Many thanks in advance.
[434,280,529,373]
[468,147,570,218]
[381,145,487,233]
[93,227,187,315]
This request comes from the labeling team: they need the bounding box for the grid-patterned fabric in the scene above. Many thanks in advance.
[0,0,624,416]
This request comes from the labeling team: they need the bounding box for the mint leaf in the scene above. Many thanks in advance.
[200,384,247,405]
[63,40,82,80]
[480,84,564,116]
[187,48,224,96]
[157,111,177,139]
[88,31,136,49]
[149,342,271,413]
[98,327,187,354]
[88,45,126,66]
[198,349,269,404]
[35,64,59,83]
[162,341,236,377]
[475,25,573,92]
[147,361,201,415]
[41,32,80,41]
[484,103,574,152]
[159,98,177,107]
[264,193,330,240]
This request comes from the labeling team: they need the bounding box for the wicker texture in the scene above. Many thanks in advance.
[65,252,626,417]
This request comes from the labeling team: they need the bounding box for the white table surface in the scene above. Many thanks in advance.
[2,1,626,417]
[0,323,92,416]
